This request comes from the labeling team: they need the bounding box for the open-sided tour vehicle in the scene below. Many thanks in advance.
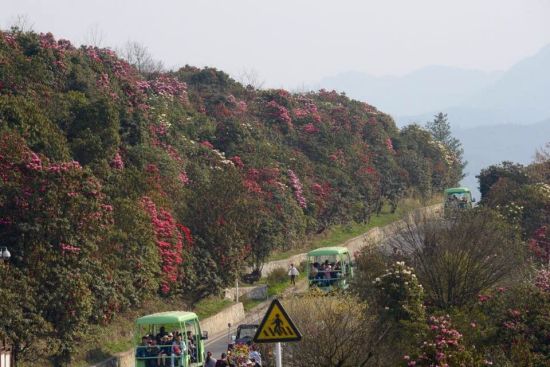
[306,246,354,291]
[134,311,208,367]
[443,187,474,217]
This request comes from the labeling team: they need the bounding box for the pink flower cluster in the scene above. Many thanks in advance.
[529,226,549,264]
[38,32,74,69]
[141,196,192,294]
[534,268,550,292]
[288,169,306,208]
[293,98,321,123]
[318,89,342,103]
[0,31,17,48]
[39,32,74,53]
[312,182,331,198]
[478,294,491,303]
[149,75,189,103]
[266,100,292,127]
[97,72,110,90]
[302,123,319,134]
[329,149,346,166]
[230,156,244,169]
[226,95,248,114]
[24,151,82,174]
[60,242,81,254]
[110,151,124,170]
[406,315,465,367]
[178,171,189,185]
[200,141,214,149]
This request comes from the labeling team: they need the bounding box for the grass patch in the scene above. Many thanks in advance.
[242,297,264,312]
[268,197,436,262]
[193,296,233,319]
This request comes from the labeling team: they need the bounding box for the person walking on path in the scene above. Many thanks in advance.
[288,263,299,286]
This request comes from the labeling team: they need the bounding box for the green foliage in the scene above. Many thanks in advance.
[477,161,529,201]
[394,209,525,309]
[0,29,461,365]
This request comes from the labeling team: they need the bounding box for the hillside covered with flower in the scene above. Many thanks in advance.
[0,29,462,364]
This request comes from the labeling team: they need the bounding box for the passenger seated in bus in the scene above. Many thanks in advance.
[186,330,197,362]
[323,264,332,286]
[136,336,149,360]
[146,339,161,367]
[309,263,319,280]
[172,334,186,367]
[156,326,168,344]
[158,335,172,367]
[332,262,341,282]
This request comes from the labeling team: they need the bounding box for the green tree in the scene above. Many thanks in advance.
[389,209,525,309]
[425,112,466,184]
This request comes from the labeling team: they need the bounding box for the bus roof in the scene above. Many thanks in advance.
[307,246,349,257]
[136,311,198,325]
[444,187,471,194]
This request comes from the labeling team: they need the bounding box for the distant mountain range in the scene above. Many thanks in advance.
[318,44,550,196]
[319,44,550,128]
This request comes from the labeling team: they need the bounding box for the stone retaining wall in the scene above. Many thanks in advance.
[200,302,245,336]
[224,285,268,301]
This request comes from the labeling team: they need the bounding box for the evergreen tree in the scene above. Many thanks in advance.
[426,113,466,184]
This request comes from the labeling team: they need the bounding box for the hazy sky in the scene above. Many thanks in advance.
[2,0,550,88]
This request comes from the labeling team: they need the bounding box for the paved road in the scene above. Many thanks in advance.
[204,313,263,359]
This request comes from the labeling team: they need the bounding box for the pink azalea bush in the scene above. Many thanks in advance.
[288,169,306,208]
[141,196,192,294]
[405,315,482,367]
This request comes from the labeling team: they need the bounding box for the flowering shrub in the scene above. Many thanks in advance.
[230,343,250,366]
[140,197,192,294]
[110,150,124,169]
[405,315,480,367]
[288,169,306,208]
[534,268,550,292]
[265,100,292,127]
[0,29,468,364]
[529,226,549,264]
[373,261,425,322]
[302,123,319,134]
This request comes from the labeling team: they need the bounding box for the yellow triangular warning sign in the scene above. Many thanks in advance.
[253,299,302,343]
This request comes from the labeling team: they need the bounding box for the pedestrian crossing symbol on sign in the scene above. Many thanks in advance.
[253,299,302,343]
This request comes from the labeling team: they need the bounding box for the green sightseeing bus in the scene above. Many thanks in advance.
[306,246,354,291]
[134,311,208,367]
[444,187,474,217]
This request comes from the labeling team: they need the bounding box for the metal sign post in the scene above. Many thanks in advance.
[275,342,282,367]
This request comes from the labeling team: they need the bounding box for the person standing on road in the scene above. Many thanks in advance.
[205,351,217,367]
[249,345,262,366]
[288,263,299,286]
[215,352,228,367]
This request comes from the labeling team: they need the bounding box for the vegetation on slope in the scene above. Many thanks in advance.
[344,147,549,366]
[0,29,462,365]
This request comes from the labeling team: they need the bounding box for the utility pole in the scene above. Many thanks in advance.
[235,278,239,303]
